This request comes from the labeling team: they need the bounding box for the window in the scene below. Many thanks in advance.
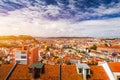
[21,56,26,59]
[79,68,82,73]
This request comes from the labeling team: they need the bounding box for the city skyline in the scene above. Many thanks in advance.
[0,0,120,38]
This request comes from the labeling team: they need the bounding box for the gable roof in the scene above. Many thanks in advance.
[62,64,83,80]
[9,64,32,80]
[0,64,13,79]
[40,64,59,80]
[88,66,109,80]
[108,62,120,72]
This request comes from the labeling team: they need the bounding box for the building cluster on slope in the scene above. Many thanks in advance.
[0,38,120,80]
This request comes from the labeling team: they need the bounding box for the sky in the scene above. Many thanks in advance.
[0,0,120,38]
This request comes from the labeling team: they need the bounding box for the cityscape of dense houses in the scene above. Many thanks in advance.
[0,36,120,80]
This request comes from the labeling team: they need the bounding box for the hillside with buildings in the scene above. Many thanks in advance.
[0,37,120,80]
[0,35,38,48]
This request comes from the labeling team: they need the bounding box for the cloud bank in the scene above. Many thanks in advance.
[0,0,120,38]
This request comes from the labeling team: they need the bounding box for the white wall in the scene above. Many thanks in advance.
[101,62,115,80]
[15,50,27,64]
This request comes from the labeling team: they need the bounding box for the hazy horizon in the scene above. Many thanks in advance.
[0,34,119,39]
[0,0,120,37]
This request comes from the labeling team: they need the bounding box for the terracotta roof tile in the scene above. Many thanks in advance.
[0,64,13,79]
[88,66,109,80]
[62,64,83,80]
[108,62,120,72]
[40,64,59,80]
[9,64,32,80]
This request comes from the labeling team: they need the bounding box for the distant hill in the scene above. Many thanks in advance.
[0,35,35,41]
[35,37,94,40]
[0,35,39,48]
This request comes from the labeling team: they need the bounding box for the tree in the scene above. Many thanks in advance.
[90,45,97,50]
[45,46,50,51]
[104,43,108,47]
[81,51,86,54]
